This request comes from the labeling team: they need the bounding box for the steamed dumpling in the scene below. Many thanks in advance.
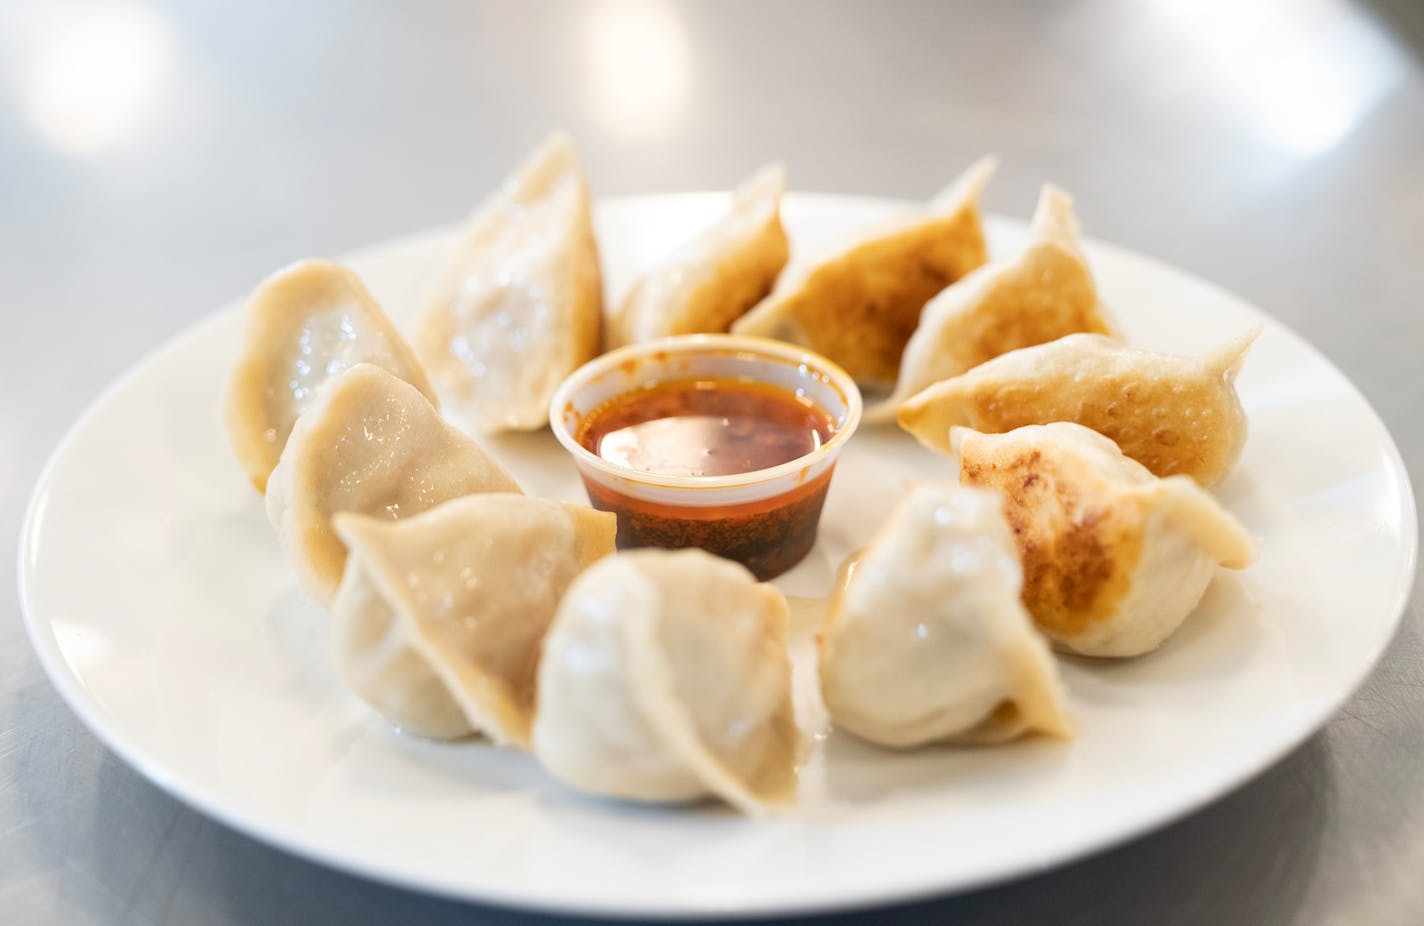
[415,132,603,432]
[265,363,520,606]
[870,185,1116,418]
[732,157,995,386]
[331,494,615,743]
[898,330,1257,485]
[610,163,789,347]
[820,484,1073,748]
[533,549,797,815]
[954,423,1255,657]
[225,259,436,492]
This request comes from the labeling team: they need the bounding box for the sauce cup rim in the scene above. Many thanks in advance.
[548,334,864,492]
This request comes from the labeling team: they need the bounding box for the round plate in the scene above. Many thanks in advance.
[18,194,1418,919]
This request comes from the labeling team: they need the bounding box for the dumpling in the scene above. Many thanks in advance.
[731,156,996,387]
[610,163,789,347]
[533,549,797,815]
[870,185,1117,418]
[820,485,1073,748]
[953,423,1255,657]
[898,330,1258,485]
[331,494,616,743]
[225,259,436,492]
[415,132,603,432]
[265,363,520,606]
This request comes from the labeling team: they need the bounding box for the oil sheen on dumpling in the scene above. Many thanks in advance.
[533,549,798,815]
[610,164,790,347]
[954,423,1255,658]
[265,363,520,606]
[869,185,1116,419]
[820,484,1073,748]
[731,157,996,387]
[898,330,1258,485]
[225,259,437,492]
[415,132,603,432]
[331,494,615,743]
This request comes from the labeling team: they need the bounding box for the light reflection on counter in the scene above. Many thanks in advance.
[583,0,691,138]
[8,0,174,155]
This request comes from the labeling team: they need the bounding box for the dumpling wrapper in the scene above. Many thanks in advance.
[415,132,603,432]
[265,363,520,606]
[731,157,996,387]
[331,494,616,744]
[533,549,798,816]
[820,484,1073,748]
[225,259,436,492]
[610,163,789,347]
[868,185,1116,420]
[898,330,1258,485]
[954,423,1255,658]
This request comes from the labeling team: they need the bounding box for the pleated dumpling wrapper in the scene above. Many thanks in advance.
[954,423,1255,657]
[331,495,616,743]
[225,259,437,492]
[820,484,1073,748]
[533,549,798,816]
[610,163,789,347]
[898,330,1258,485]
[869,185,1117,420]
[731,156,996,387]
[265,363,520,606]
[415,132,603,432]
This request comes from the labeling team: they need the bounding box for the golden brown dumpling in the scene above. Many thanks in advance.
[898,330,1257,485]
[265,364,520,606]
[731,157,996,387]
[415,132,603,432]
[870,185,1116,418]
[610,163,789,346]
[332,494,615,744]
[225,259,436,492]
[954,423,1255,657]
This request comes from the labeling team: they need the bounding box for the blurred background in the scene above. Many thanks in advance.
[1,1,1421,924]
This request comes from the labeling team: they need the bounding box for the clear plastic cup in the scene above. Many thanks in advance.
[549,334,863,580]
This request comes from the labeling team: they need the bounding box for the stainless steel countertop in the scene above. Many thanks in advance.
[3,1,1421,923]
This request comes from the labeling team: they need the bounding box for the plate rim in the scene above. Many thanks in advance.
[16,192,1420,919]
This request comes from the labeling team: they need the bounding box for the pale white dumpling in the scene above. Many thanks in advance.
[732,157,995,387]
[533,549,798,815]
[265,363,520,606]
[955,423,1256,657]
[415,132,603,432]
[225,259,436,491]
[610,163,789,346]
[331,494,616,743]
[870,185,1116,419]
[820,485,1073,748]
[897,330,1257,485]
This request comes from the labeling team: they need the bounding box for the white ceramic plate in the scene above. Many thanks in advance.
[19,194,1417,919]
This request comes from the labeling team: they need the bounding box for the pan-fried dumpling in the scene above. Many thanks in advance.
[732,157,996,387]
[610,164,789,347]
[331,494,616,743]
[898,330,1258,485]
[954,423,1255,657]
[415,132,603,432]
[225,259,437,492]
[265,363,520,606]
[870,185,1116,419]
[820,484,1073,748]
[533,549,797,815]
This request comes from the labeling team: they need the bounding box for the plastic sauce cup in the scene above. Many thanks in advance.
[549,334,863,580]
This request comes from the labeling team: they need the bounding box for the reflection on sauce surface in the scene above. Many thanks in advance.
[577,378,835,478]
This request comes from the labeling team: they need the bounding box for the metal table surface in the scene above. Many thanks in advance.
[3,1,1421,923]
